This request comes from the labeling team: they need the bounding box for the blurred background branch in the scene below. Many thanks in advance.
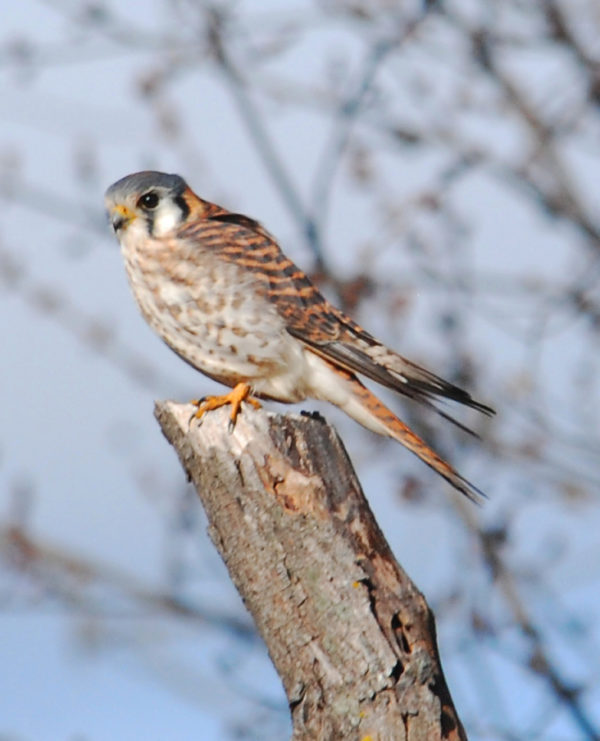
[1,1,599,739]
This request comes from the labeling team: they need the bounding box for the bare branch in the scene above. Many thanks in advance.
[457,501,600,741]
[207,9,327,272]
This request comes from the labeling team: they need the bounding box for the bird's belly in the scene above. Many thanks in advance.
[123,246,309,401]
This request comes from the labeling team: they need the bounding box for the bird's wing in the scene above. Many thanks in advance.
[287,307,494,418]
[201,211,494,419]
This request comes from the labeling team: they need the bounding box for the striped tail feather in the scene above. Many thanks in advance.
[338,374,486,502]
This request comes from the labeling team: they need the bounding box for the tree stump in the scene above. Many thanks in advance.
[155,401,467,741]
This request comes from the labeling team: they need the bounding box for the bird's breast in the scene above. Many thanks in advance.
[119,235,308,399]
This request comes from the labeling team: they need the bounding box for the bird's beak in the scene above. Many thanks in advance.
[109,204,136,233]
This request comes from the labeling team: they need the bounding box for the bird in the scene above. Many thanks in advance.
[105,171,494,501]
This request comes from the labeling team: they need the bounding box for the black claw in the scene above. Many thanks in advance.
[227,417,236,434]
[189,408,204,428]
[300,409,326,422]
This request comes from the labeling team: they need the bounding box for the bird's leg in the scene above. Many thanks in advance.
[190,382,262,432]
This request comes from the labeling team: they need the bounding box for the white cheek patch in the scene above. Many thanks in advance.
[152,199,184,237]
[119,216,148,246]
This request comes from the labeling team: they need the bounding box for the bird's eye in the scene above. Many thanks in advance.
[138,191,160,210]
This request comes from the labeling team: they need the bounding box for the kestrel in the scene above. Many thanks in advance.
[105,171,494,501]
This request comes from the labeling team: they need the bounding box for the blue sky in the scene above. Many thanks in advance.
[1,2,599,739]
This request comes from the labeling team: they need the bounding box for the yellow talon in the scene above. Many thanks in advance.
[190,382,261,431]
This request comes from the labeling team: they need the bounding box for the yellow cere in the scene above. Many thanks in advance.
[113,204,136,220]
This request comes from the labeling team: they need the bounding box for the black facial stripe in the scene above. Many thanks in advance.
[174,194,190,221]
[146,210,155,235]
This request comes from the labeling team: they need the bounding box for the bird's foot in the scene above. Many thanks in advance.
[190,382,262,432]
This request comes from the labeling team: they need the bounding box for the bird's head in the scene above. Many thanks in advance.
[104,171,192,241]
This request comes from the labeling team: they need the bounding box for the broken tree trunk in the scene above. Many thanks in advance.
[154,401,467,741]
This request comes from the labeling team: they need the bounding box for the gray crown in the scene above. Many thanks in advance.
[105,171,187,199]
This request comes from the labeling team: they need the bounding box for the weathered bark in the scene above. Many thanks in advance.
[155,401,467,741]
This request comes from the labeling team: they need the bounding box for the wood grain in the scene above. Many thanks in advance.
[155,401,467,741]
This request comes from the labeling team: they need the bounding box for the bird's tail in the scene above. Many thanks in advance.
[337,373,485,502]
